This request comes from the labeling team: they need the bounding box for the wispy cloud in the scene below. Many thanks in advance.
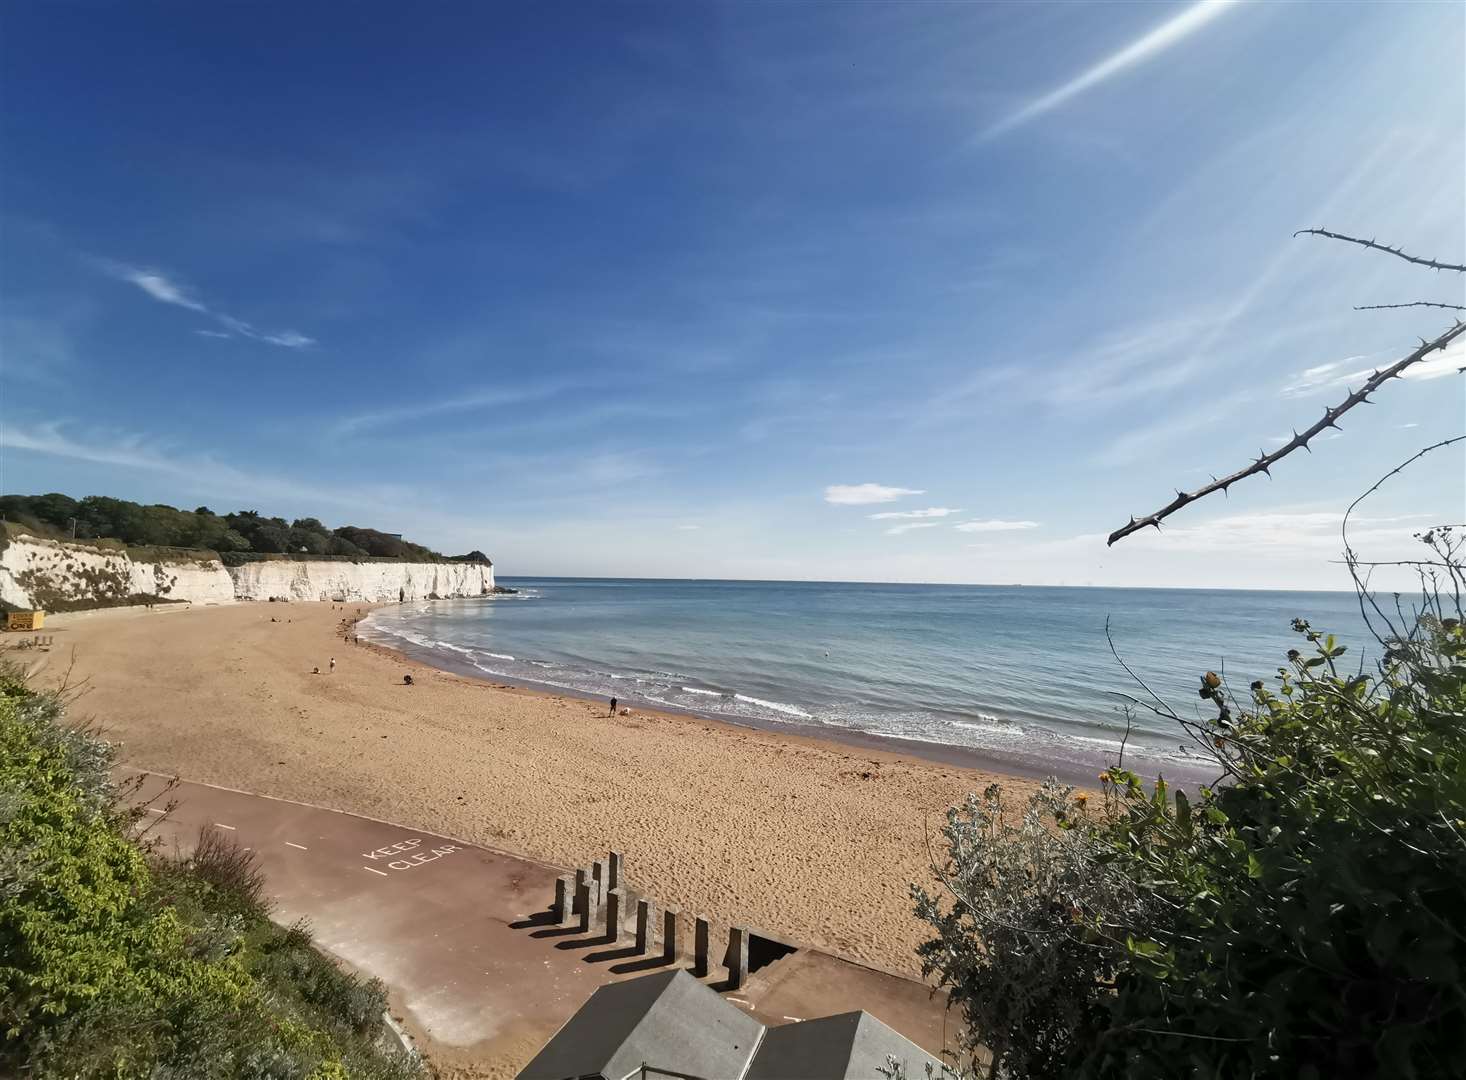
[330,382,579,439]
[824,483,925,505]
[1282,339,1465,398]
[99,260,315,348]
[869,506,962,520]
[675,524,702,531]
[984,0,1240,139]
[886,521,943,536]
[120,267,207,311]
[954,519,1041,533]
[0,421,378,510]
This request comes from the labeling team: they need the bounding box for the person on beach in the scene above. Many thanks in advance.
[609,695,618,716]
[403,673,414,685]
[329,657,336,673]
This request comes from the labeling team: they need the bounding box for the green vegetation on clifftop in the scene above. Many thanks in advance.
[1,493,489,564]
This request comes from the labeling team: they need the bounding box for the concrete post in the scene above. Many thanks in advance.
[725,926,750,990]
[573,868,588,914]
[605,888,624,944]
[608,850,623,891]
[635,898,654,954]
[575,880,593,933]
[592,860,606,905]
[662,905,680,963]
[693,916,711,977]
[553,875,574,925]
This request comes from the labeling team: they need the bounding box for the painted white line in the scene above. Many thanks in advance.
[782,1015,803,1022]
[728,997,751,1006]
[285,841,308,850]
[363,866,390,876]
[213,823,236,830]
[146,807,166,814]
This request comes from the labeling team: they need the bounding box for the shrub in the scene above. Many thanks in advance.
[913,594,1466,1078]
[0,677,426,1079]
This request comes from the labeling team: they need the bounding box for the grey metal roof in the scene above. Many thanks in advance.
[516,970,766,1080]
[745,1011,945,1080]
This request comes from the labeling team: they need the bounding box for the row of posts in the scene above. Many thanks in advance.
[551,850,751,991]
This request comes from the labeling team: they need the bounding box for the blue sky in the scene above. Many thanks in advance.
[2,1,1462,588]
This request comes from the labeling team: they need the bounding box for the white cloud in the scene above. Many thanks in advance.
[120,268,206,312]
[675,524,702,531]
[984,0,1240,138]
[885,521,943,536]
[261,330,315,348]
[869,506,962,520]
[824,483,925,505]
[100,260,315,348]
[954,519,1041,533]
[1283,340,1464,400]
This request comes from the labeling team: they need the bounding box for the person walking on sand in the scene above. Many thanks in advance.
[329,657,336,673]
[609,695,618,716]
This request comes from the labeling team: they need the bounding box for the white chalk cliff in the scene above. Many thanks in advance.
[0,531,494,610]
[227,559,494,603]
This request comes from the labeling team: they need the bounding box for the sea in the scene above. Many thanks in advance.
[358,578,1374,784]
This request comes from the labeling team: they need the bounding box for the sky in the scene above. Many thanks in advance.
[2,1,1463,590]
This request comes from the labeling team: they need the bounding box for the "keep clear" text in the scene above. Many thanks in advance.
[362,837,461,872]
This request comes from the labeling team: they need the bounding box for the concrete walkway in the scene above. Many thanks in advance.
[128,770,955,1078]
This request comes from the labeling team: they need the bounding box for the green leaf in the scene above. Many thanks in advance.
[1247,852,1263,879]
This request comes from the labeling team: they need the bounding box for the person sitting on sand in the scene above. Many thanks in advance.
[403,673,414,686]
[312,666,320,675]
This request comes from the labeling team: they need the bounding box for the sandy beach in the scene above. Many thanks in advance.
[21,601,1052,977]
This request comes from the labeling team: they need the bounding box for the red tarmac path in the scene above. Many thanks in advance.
[127,769,956,1078]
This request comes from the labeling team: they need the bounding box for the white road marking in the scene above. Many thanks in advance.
[146,807,166,814]
[783,1015,803,1022]
[285,841,308,850]
[213,823,236,830]
[363,866,390,876]
[728,997,751,1006]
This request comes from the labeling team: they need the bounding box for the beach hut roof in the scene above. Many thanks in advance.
[515,969,764,1080]
[745,1009,943,1080]
[516,969,945,1080]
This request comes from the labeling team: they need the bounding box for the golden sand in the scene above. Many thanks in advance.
[28,601,1046,977]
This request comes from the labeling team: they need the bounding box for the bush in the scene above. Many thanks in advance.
[0,678,427,1079]
[914,591,1466,1077]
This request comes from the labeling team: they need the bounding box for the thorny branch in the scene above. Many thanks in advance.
[1355,301,1466,312]
[1294,228,1466,273]
[1107,320,1466,545]
[1341,435,1466,642]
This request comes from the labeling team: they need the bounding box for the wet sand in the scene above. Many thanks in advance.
[25,601,1062,977]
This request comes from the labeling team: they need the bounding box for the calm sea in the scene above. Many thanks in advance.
[359,579,1372,782]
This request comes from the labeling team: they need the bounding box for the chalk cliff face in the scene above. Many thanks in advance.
[0,533,235,610]
[0,532,495,609]
[226,560,494,603]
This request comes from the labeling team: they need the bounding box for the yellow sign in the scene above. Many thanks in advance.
[6,611,44,631]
